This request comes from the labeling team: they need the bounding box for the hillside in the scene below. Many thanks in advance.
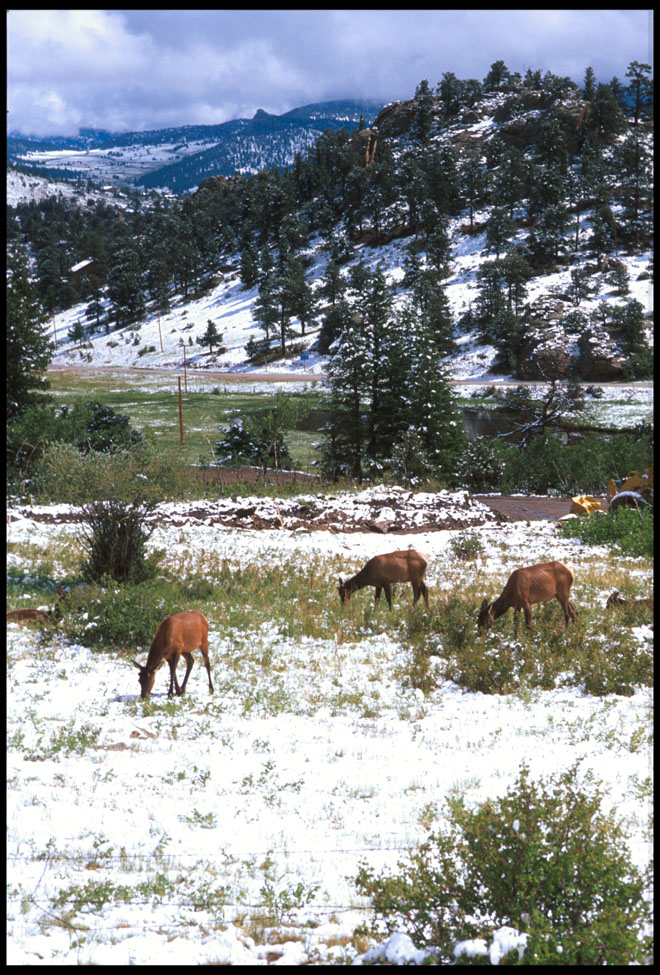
[7,66,654,425]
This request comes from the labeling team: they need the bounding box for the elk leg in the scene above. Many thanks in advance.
[374,587,381,605]
[419,581,429,608]
[167,657,178,698]
[557,595,577,627]
[204,657,214,694]
[178,652,194,695]
[384,583,393,609]
[523,605,533,628]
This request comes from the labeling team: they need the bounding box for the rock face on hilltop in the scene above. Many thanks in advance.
[499,97,591,154]
[372,89,592,157]
[194,174,242,196]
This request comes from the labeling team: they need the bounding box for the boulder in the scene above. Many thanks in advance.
[576,329,625,380]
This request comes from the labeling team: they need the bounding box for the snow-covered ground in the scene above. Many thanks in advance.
[6,502,653,965]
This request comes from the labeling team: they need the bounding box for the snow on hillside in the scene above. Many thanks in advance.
[49,223,653,389]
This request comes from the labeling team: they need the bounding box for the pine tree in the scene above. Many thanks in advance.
[324,307,371,480]
[589,202,616,266]
[437,72,464,117]
[400,300,466,479]
[459,157,487,229]
[253,248,278,345]
[199,319,223,354]
[591,83,627,140]
[625,61,653,125]
[484,60,511,91]
[615,129,653,251]
[412,79,435,146]
[582,66,597,102]
[288,259,316,337]
[7,246,53,421]
[107,243,145,328]
[347,262,394,461]
[239,233,260,289]
[485,207,517,260]
[492,146,528,220]
[409,270,455,355]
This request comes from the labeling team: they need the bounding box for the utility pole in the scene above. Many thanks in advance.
[178,376,184,445]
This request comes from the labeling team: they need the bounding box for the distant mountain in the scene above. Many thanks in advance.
[7,99,386,194]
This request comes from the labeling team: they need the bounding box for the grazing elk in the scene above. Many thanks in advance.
[337,549,429,610]
[606,591,654,611]
[478,561,577,630]
[133,611,214,699]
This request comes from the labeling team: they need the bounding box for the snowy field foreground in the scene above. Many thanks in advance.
[7,504,653,965]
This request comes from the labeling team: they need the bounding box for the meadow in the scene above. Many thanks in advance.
[6,495,653,965]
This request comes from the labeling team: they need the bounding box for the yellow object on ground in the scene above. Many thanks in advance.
[570,495,606,516]
[607,468,653,501]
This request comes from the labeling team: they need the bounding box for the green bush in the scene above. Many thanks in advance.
[56,578,207,652]
[496,431,652,497]
[40,441,194,504]
[458,436,505,492]
[7,401,143,494]
[559,507,653,558]
[354,763,652,965]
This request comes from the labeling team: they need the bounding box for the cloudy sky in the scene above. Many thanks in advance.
[7,9,653,137]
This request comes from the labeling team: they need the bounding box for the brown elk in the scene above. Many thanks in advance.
[133,611,214,699]
[478,561,577,629]
[606,591,654,611]
[337,549,429,610]
[6,607,50,627]
[6,587,67,628]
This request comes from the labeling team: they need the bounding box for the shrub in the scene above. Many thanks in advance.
[448,531,485,561]
[40,441,193,504]
[78,498,160,583]
[497,431,653,497]
[559,507,653,558]
[458,436,505,492]
[354,763,652,965]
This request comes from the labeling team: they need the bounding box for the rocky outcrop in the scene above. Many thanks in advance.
[516,297,574,380]
[576,329,625,380]
[499,95,591,154]
[194,174,242,196]
[350,127,378,166]
[373,100,417,139]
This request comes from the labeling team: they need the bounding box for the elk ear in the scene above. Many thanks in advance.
[480,598,489,610]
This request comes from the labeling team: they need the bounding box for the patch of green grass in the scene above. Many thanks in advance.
[46,369,325,469]
[398,593,652,698]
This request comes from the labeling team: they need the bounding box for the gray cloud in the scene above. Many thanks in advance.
[7,9,653,136]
